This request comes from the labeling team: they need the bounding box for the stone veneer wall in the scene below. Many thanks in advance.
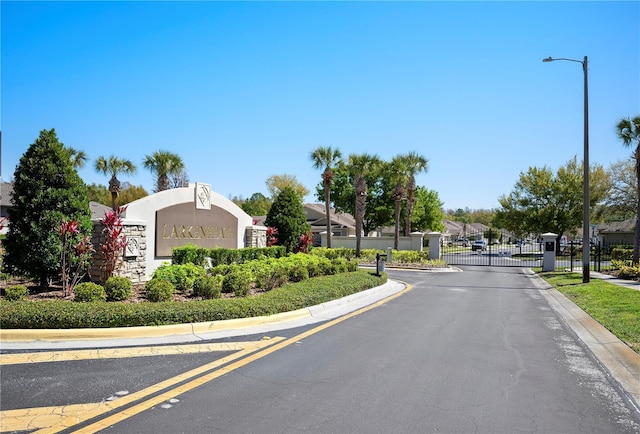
[90,221,147,284]
[245,226,268,248]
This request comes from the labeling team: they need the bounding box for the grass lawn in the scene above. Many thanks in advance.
[539,271,640,354]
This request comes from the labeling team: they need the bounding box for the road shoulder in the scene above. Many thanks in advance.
[528,269,640,412]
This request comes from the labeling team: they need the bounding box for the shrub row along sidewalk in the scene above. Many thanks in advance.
[0,271,386,329]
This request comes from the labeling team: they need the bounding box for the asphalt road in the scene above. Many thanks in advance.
[2,267,639,433]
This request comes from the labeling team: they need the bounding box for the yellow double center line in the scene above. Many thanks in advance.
[1,282,411,433]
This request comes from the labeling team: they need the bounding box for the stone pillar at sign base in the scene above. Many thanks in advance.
[542,232,558,272]
[428,232,442,260]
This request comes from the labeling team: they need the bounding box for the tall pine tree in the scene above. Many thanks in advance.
[3,129,92,286]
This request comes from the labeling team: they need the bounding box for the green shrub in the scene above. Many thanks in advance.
[346,260,359,272]
[105,276,133,301]
[74,282,106,302]
[269,267,289,289]
[208,264,231,277]
[306,260,322,278]
[289,264,309,282]
[612,260,640,278]
[332,258,349,274]
[171,244,208,267]
[253,263,288,290]
[4,285,28,301]
[612,247,634,262]
[222,266,252,297]
[193,275,223,299]
[146,279,174,302]
[152,263,205,292]
[0,271,387,329]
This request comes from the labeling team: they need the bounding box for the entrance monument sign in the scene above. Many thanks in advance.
[97,182,264,282]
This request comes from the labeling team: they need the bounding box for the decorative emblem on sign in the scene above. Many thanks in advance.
[125,237,140,257]
[195,182,211,210]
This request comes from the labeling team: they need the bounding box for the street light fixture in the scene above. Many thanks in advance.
[543,55,590,283]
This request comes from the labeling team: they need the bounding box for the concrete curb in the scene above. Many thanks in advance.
[0,309,314,343]
[0,280,406,349]
[529,271,640,411]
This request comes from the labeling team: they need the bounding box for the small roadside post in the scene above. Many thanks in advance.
[542,232,557,272]
[376,253,387,276]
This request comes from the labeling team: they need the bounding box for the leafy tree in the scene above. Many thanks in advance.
[239,192,272,216]
[444,208,496,227]
[471,209,497,227]
[143,150,185,192]
[495,156,608,247]
[3,129,92,286]
[346,153,381,257]
[170,170,190,189]
[409,187,445,233]
[87,183,111,205]
[95,155,137,210]
[593,159,635,222]
[265,187,310,253]
[310,146,342,248]
[87,182,148,207]
[117,183,148,205]
[316,164,394,236]
[616,115,640,262]
[402,151,429,236]
[265,174,309,200]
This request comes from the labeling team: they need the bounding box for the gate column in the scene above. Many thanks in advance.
[428,232,442,260]
[542,232,557,272]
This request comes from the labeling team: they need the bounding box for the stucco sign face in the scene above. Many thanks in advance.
[155,202,238,257]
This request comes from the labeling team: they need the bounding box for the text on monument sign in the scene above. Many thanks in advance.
[155,203,238,256]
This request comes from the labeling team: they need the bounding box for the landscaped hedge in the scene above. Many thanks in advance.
[172,244,287,267]
[310,247,446,267]
[150,253,360,296]
[0,271,387,329]
[611,246,634,262]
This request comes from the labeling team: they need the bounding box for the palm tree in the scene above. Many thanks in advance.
[388,156,409,250]
[310,146,342,248]
[143,150,185,192]
[616,115,640,263]
[65,147,88,169]
[95,156,137,210]
[347,153,381,257]
[402,151,429,236]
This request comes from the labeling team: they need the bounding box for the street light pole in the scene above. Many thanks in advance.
[543,55,590,283]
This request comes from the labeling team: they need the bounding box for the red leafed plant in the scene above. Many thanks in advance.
[99,205,128,283]
[266,226,279,247]
[57,219,94,297]
[294,231,313,254]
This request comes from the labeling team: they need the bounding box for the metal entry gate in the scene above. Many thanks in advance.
[442,229,543,268]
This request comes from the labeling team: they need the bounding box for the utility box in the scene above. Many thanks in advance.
[542,232,557,272]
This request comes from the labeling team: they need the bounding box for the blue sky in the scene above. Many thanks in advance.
[2,1,639,211]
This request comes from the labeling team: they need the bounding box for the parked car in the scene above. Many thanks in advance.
[471,240,487,251]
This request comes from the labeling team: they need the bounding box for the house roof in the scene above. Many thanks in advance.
[598,217,636,234]
[253,204,356,230]
[90,202,113,220]
[304,204,355,228]
[442,220,489,236]
[0,182,14,207]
